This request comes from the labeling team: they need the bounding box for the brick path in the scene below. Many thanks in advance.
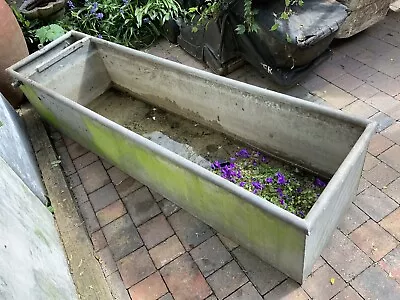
[50,11,400,300]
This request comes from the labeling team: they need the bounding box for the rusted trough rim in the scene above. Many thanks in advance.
[7,31,377,235]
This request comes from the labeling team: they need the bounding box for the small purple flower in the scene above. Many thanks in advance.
[67,0,75,9]
[236,149,250,158]
[265,177,273,184]
[211,161,221,170]
[97,34,103,39]
[230,157,236,162]
[90,2,98,14]
[252,160,257,166]
[239,182,245,187]
[276,188,283,197]
[261,156,268,163]
[95,12,104,19]
[276,172,287,185]
[122,0,128,4]
[279,198,285,205]
[296,187,302,193]
[298,211,305,218]
[252,181,263,190]
[314,178,326,188]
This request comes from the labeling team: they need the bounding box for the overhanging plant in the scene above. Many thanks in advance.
[187,0,305,34]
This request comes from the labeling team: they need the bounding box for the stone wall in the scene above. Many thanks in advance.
[337,0,391,38]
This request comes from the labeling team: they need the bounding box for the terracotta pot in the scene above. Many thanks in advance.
[0,0,29,108]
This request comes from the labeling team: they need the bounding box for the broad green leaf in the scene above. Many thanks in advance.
[235,24,246,35]
[280,12,289,20]
[35,24,65,44]
[270,22,279,31]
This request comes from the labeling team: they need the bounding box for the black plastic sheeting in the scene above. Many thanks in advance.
[170,0,348,86]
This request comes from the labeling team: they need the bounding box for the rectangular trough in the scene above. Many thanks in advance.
[7,31,376,283]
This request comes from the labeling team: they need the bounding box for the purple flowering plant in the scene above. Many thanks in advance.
[59,0,181,48]
[211,149,327,218]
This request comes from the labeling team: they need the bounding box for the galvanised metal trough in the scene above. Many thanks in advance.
[7,31,376,283]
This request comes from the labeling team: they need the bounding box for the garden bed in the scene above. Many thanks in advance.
[89,88,328,218]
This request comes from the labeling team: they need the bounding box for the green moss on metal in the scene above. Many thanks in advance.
[82,116,305,264]
[34,228,50,248]
[20,85,58,126]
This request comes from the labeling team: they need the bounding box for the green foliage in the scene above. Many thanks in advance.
[35,24,65,44]
[47,205,55,214]
[187,0,221,33]
[270,0,305,33]
[60,0,182,48]
[241,0,259,33]
[212,149,326,218]
[187,0,303,37]
[10,5,42,46]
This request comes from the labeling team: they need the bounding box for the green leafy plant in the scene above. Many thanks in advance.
[187,0,305,36]
[188,0,222,33]
[211,149,327,218]
[35,24,65,45]
[270,0,304,32]
[60,0,182,48]
[235,0,259,34]
[10,5,42,49]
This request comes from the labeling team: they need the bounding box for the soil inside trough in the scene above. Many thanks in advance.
[88,87,329,217]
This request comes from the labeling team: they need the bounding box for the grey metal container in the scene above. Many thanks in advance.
[0,93,46,204]
[7,31,376,283]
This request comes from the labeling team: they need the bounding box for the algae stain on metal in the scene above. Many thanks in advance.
[82,115,304,262]
[34,228,50,248]
[20,85,58,126]
[81,116,214,209]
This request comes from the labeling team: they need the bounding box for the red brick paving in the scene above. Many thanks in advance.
[349,220,397,262]
[118,246,156,288]
[190,236,232,277]
[138,214,174,249]
[128,272,168,300]
[321,230,372,282]
[96,200,127,227]
[379,246,400,284]
[302,264,346,300]
[379,208,400,240]
[354,185,398,222]
[232,247,286,295]
[331,286,363,300]
[384,178,400,203]
[161,253,212,300]
[206,261,248,299]
[264,279,309,300]
[351,265,400,300]
[149,235,185,269]
[91,230,107,252]
[50,14,400,298]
